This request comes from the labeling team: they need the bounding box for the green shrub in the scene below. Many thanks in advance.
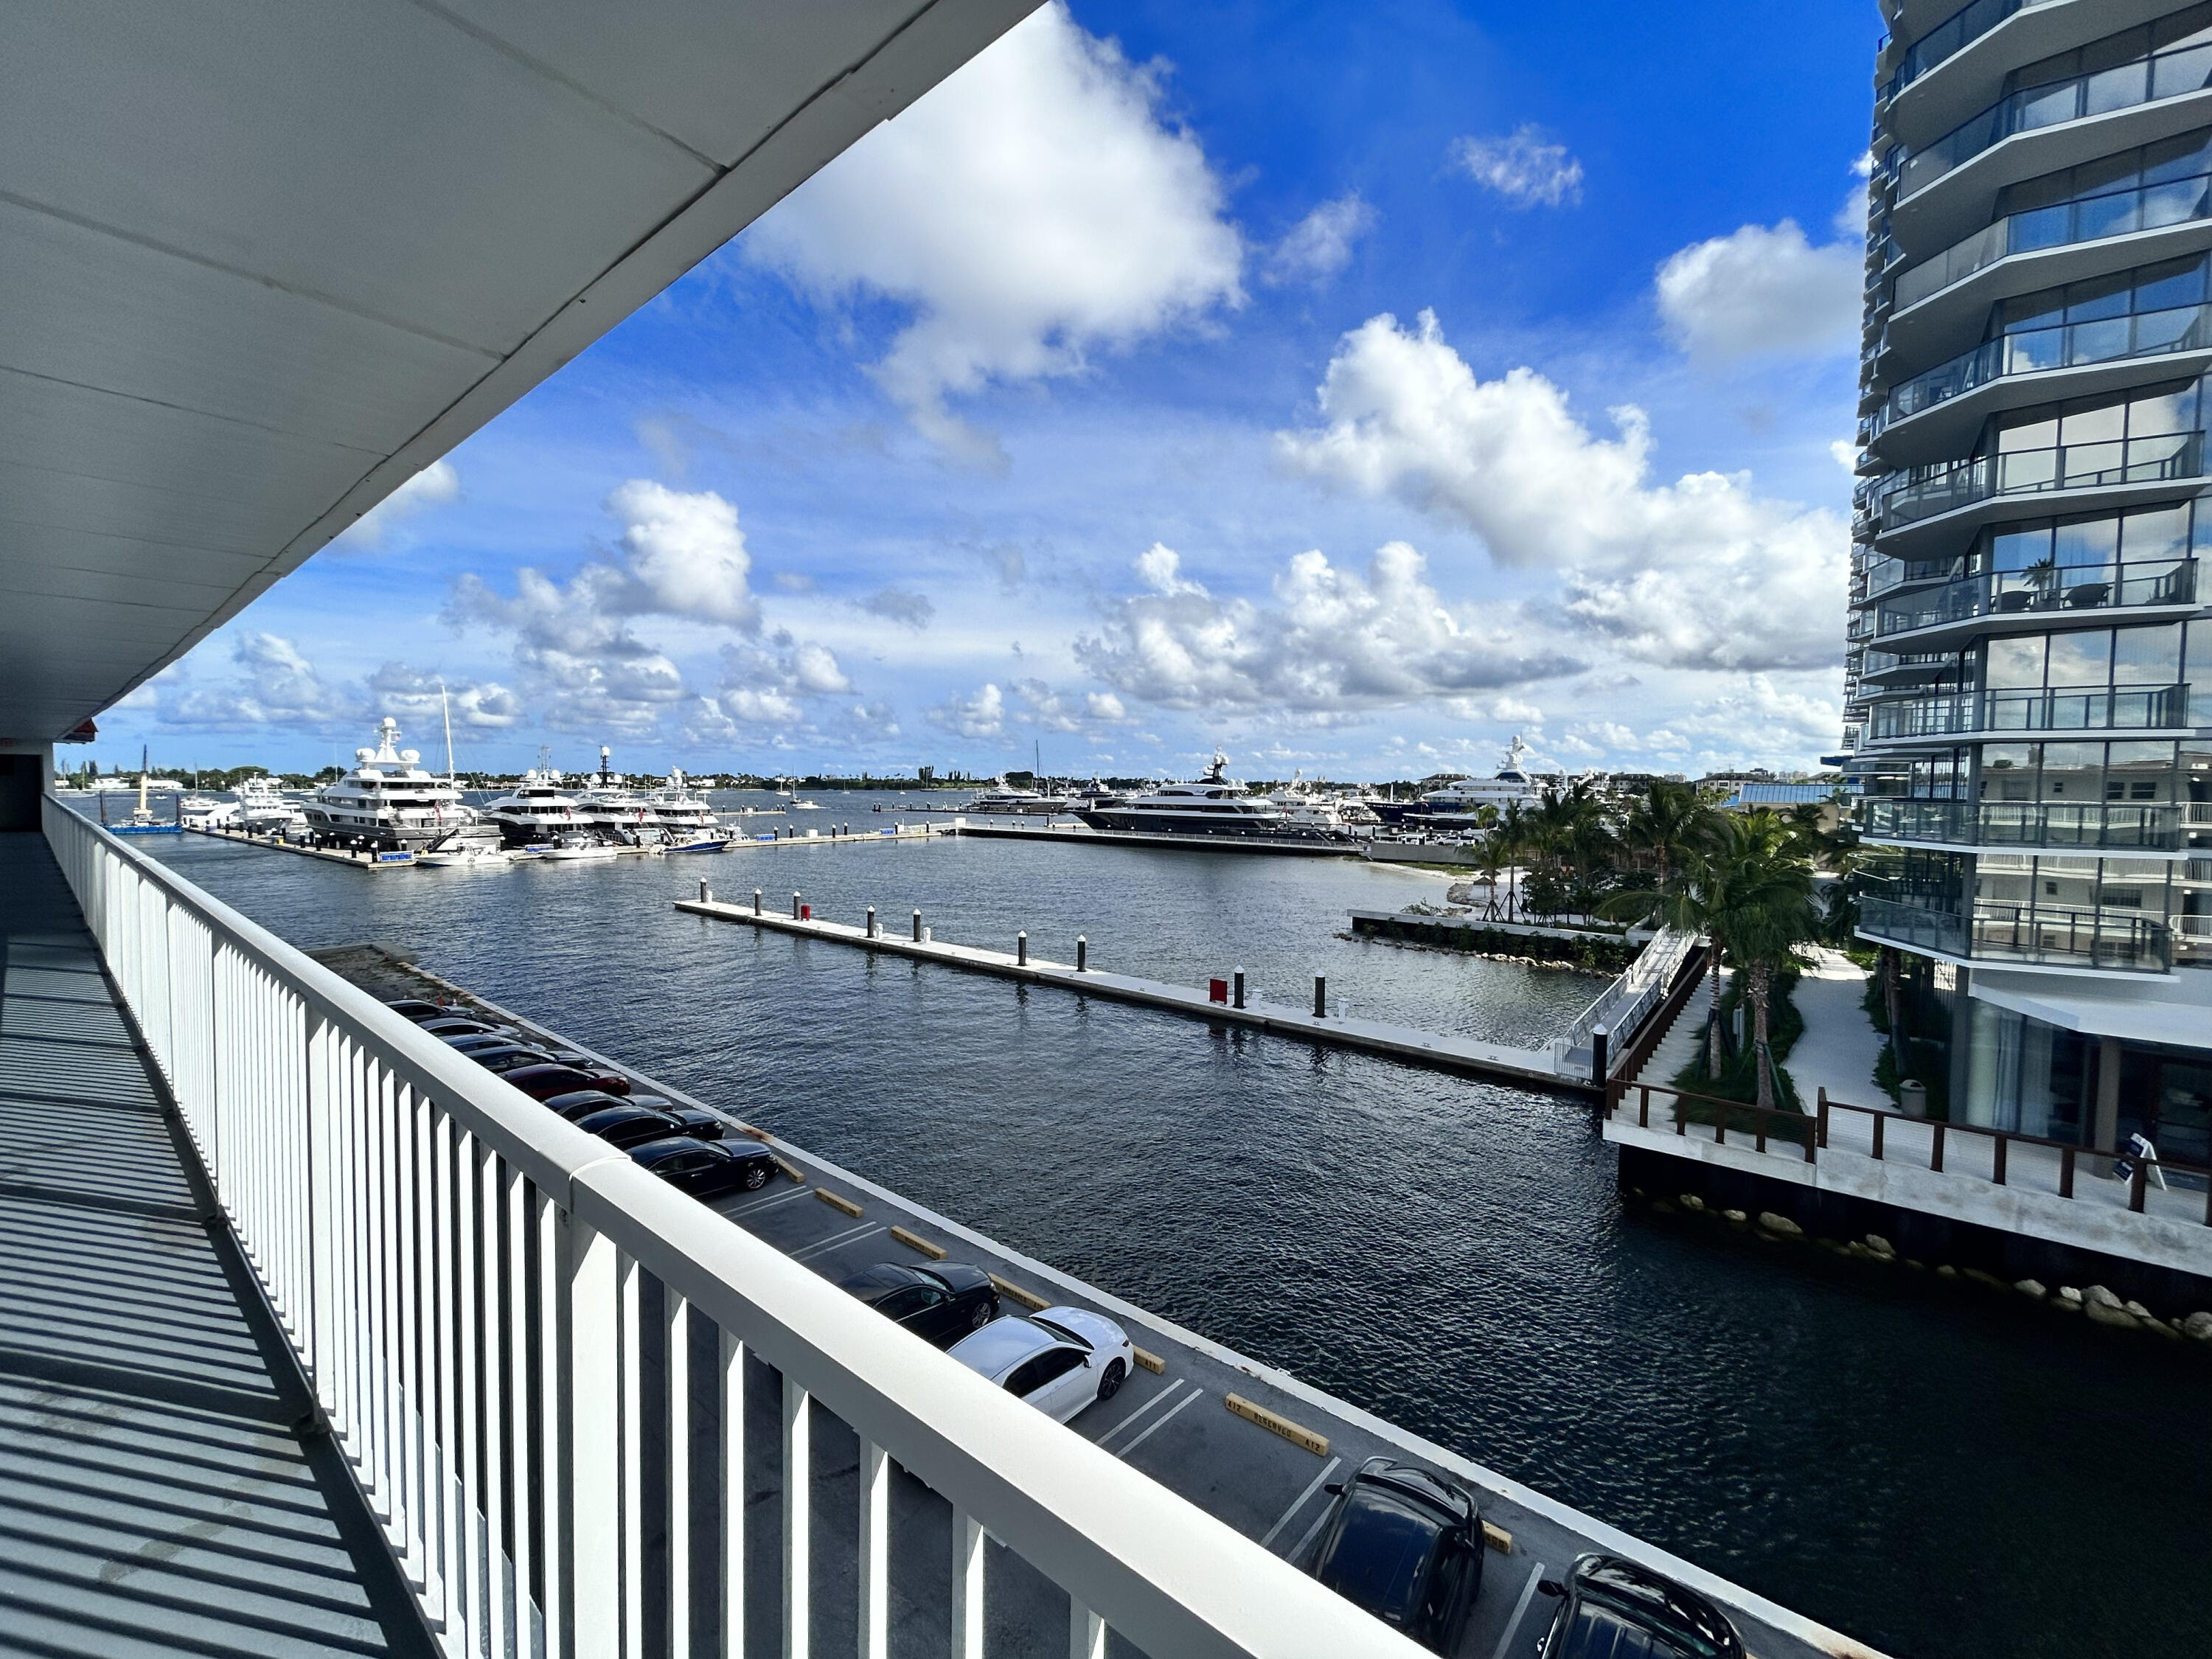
[1666,970,1809,1141]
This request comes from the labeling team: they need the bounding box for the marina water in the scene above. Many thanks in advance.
[136,796,2211,1659]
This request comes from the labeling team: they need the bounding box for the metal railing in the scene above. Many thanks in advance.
[1902,32,2212,198]
[1862,796,2192,851]
[1610,1082,2212,1225]
[1869,432,2202,531]
[1875,557,2197,636]
[41,796,1419,1659]
[1866,681,2191,738]
[1895,168,2212,311]
[1553,926,1698,1070]
[1877,302,2212,436]
[1879,0,2051,107]
[1858,891,2174,970]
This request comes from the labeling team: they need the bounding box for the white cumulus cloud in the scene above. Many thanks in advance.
[928,683,1007,740]
[366,663,524,730]
[156,633,360,730]
[1265,194,1377,285]
[1449,126,1583,207]
[1655,220,1860,364]
[1275,310,1846,670]
[338,459,460,549]
[604,479,759,630]
[1077,540,1578,716]
[745,2,1242,466]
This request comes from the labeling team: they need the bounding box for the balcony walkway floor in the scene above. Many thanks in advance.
[0,833,434,1659]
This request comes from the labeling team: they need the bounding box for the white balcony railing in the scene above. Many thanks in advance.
[41,796,1420,1659]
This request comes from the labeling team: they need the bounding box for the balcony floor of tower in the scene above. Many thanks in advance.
[0,833,434,1659]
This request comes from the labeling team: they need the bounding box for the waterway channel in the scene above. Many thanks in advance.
[130,797,2211,1659]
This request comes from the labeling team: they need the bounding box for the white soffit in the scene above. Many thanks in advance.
[0,0,1038,743]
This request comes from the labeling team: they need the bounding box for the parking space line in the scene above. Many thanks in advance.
[1091,1377,1186,1451]
[717,1185,819,1220]
[1114,1388,1203,1461]
[790,1221,883,1264]
[1284,1492,1337,1569]
[1487,1562,1546,1659]
[1260,1456,1342,1550]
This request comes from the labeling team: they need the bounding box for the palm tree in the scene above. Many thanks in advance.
[1622,779,1716,888]
[1470,832,1509,919]
[1704,810,1820,1110]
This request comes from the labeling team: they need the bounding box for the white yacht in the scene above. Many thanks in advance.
[1263,773,1374,833]
[647,769,728,852]
[967,776,1072,814]
[1373,736,1544,826]
[1076,754,1343,841]
[234,774,308,835]
[481,759,600,848]
[303,720,473,849]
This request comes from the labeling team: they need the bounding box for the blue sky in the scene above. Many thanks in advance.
[110,1,1885,783]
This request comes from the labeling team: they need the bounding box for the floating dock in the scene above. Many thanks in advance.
[184,824,417,866]
[676,894,1581,1091]
[950,819,1358,857]
[313,941,1884,1659]
[728,823,941,848]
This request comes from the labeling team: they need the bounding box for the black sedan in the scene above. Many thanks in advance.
[572,1103,699,1150]
[838,1262,1001,1348]
[421,1016,524,1041]
[505,1062,630,1102]
[1305,1458,1483,1653]
[632,1136,776,1197]
[1536,1555,1744,1659]
[466,1043,560,1071]
[382,998,455,1022]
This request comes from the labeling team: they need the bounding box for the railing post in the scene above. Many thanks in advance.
[1873,1113,1885,1161]
[1756,1111,1768,1154]
[720,1329,746,1659]
[784,1377,810,1659]
[860,1441,889,1659]
[1931,1122,1946,1174]
[1638,1085,1650,1129]
[1817,1088,1830,1150]
[1993,1133,2008,1186]
[2061,1144,2076,1199]
[564,1219,621,1659]
[953,1508,986,1659]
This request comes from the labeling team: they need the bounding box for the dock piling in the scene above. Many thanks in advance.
[698,879,711,903]
[1076,936,1087,973]
[912,909,922,942]
[1591,1025,1608,1088]
[754,888,763,915]
[1234,967,1245,1010]
[866,906,878,938]
[1313,975,1327,1018]
[1017,931,1028,967]
[792,891,801,920]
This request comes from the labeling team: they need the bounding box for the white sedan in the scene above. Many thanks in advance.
[946,1306,1134,1422]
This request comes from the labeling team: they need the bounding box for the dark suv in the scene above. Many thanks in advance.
[1305,1457,1483,1652]
[1536,1554,1745,1658]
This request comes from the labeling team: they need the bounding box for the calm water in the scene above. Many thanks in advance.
[132,797,2210,1659]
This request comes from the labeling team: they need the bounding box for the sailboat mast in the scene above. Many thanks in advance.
[440,682,457,783]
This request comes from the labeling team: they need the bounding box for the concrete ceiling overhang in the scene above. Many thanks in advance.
[0,0,1039,745]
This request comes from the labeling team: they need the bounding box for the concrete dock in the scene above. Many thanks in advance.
[674,895,1580,1092]
[950,819,1359,856]
[322,942,1885,1659]
[185,824,417,866]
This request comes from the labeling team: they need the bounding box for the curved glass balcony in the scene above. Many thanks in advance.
[1860,892,2173,970]
[1901,32,2212,198]
[1863,796,2197,850]
[1873,431,2203,529]
[1880,0,2048,108]
[1874,556,2197,635]
[1868,681,2191,739]
[1877,302,2212,436]
[1895,168,2212,310]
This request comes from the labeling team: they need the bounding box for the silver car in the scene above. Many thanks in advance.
[945,1305,1134,1422]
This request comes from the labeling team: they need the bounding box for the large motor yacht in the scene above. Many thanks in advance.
[303,719,473,849]
[1371,736,1544,826]
[1076,754,1343,841]
[967,776,1073,814]
[481,758,599,848]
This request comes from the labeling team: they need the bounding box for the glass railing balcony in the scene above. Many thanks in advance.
[1875,557,2197,635]
[1863,797,2189,849]
[1860,893,2174,970]
[1895,170,2212,310]
[1868,681,2191,738]
[1879,0,2048,107]
[1878,303,2212,436]
[1872,431,2203,529]
[1901,35,2212,198]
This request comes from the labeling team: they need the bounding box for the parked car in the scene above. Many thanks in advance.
[420,1016,524,1041]
[442,1030,536,1054]
[467,1043,559,1071]
[381,998,455,1022]
[572,1103,698,1150]
[1304,1458,1483,1653]
[945,1307,1132,1422]
[1534,1554,1745,1659]
[838,1262,999,1347]
[502,1062,630,1102]
[630,1135,777,1197]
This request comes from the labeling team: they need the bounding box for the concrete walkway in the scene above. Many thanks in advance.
[0,833,433,1659]
[1783,948,1885,1110]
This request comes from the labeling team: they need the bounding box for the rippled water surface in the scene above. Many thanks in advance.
[133,798,2211,1659]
